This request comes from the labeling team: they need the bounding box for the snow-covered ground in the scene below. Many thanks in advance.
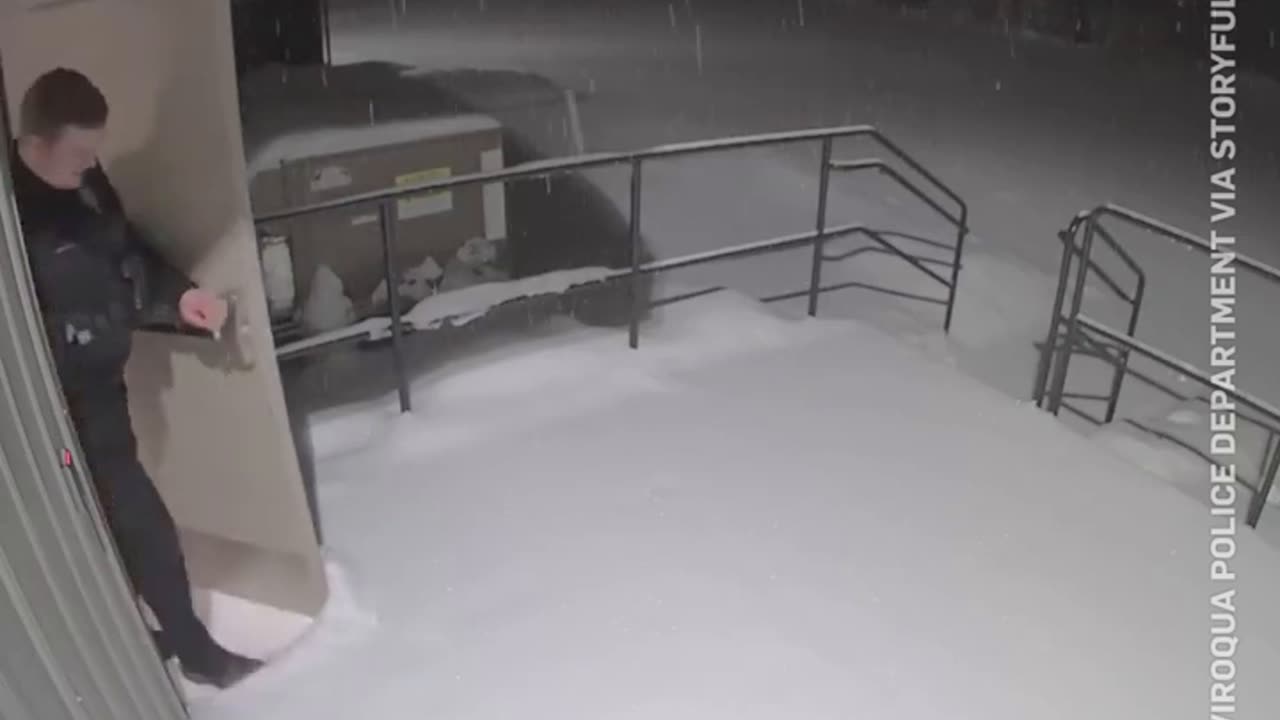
[308,0,1280,514]
[197,1,1280,714]
[194,290,1280,718]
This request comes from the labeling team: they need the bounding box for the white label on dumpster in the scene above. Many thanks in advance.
[350,213,379,227]
[310,164,353,192]
[395,167,452,219]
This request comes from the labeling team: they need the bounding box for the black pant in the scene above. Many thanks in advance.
[69,387,217,667]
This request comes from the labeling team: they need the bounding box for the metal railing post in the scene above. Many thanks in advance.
[1248,433,1280,528]
[807,138,834,317]
[1248,439,1280,528]
[628,157,644,349]
[1260,431,1279,489]
[1046,215,1098,416]
[379,202,412,412]
[1036,211,1150,416]
[943,207,967,332]
[322,0,334,67]
[1033,225,1081,407]
[1104,268,1145,423]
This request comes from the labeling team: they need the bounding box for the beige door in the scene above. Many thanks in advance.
[1,0,327,619]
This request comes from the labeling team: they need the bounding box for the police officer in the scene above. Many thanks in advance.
[10,68,262,689]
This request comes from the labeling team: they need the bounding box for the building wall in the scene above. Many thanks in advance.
[1,0,327,616]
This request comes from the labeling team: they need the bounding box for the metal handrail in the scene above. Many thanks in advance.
[1033,212,1149,422]
[255,125,969,412]
[254,125,966,224]
[1091,223,1145,302]
[1035,215,1146,400]
[1041,204,1280,418]
[271,222,911,361]
[1039,328,1280,467]
[1094,204,1280,281]
[1074,315,1280,527]
[829,159,964,228]
[1055,220,1145,304]
[827,158,967,328]
[1035,204,1280,527]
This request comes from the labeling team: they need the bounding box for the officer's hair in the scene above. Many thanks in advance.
[19,68,109,140]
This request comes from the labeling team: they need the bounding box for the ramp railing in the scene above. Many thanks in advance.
[255,125,968,412]
[1033,208,1147,424]
[1032,204,1280,528]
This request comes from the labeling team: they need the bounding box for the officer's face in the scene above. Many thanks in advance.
[32,125,105,190]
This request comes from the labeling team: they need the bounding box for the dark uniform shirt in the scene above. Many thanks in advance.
[10,141,199,467]
[9,144,193,404]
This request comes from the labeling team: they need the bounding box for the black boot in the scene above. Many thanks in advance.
[151,630,176,661]
[181,644,265,689]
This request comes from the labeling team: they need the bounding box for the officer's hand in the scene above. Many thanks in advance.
[178,289,228,334]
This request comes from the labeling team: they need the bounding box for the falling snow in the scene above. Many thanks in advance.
[210,0,1280,716]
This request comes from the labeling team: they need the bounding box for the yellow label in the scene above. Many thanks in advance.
[394,167,453,219]
[395,167,451,188]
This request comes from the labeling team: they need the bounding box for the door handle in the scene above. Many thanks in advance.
[224,290,257,369]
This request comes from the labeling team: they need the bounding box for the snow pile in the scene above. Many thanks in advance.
[368,237,510,313]
[438,236,508,292]
[370,255,444,308]
[195,294,1280,720]
[398,266,616,330]
[192,560,378,710]
[276,265,618,357]
[301,265,357,334]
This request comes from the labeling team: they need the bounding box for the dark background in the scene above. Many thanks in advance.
[908,0,1277,77]
[232,1,1280,80]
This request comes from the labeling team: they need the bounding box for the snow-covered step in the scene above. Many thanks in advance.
[195,292,1280,719]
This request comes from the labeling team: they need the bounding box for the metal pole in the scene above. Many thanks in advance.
[379,202,412,412]
[1033,222,1082,407]
[322,0,334,67]
[628,158,644,349]
[807,138,833,317]
[943,209,966,332]
[1104,271,1145,423]
[1248,435,1280,528]
[1046,215,1098,416]
[1259,431,1279,491]
[564,88,585,155]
